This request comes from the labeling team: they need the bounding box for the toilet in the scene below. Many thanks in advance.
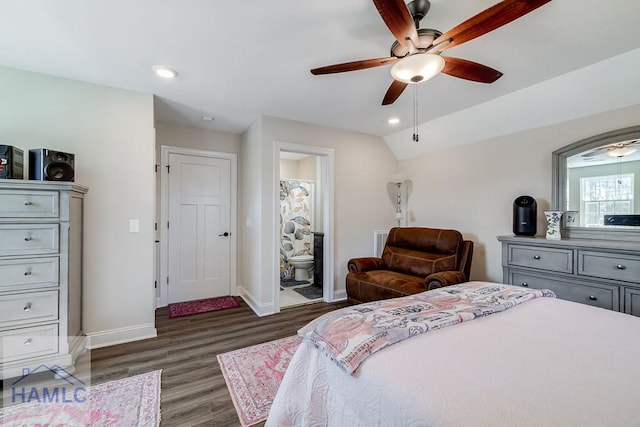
[289,255,314,281]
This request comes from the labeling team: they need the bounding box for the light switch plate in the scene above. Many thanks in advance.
[129,219,140,233]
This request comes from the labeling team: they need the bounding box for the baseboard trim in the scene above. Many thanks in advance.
[238,286,275,317]
[85,323,157,349]
[332,289,347,301]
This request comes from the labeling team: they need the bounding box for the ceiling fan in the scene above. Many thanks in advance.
[310,0,552,105]
[581,139,640,160]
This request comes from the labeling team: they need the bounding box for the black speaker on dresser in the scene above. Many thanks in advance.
[29,149,75,182]
[0,145,24,179]
[513,195,537,236]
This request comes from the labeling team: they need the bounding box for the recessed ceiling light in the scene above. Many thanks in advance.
[388,117,400,125]
[153,66,178,79]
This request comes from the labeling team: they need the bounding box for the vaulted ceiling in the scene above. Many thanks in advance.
[2,0,640,157]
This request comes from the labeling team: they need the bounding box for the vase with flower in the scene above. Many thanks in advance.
[544,211,563,240]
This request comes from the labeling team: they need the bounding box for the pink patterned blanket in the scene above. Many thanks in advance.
[298,281,555,374]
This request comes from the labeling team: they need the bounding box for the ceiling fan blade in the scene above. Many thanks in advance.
[442,57,503,83]
[433,0,552,51]
[620,139,640,147]
[372,0,419,48]
[311,57,397,75]
[382,80,408,105]
[581,151,600,158]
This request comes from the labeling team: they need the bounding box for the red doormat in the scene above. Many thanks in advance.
[217,335,302,426]
[168,295,240,318]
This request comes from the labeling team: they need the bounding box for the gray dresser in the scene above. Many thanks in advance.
[0,181,88,378]
[498,235,640,316]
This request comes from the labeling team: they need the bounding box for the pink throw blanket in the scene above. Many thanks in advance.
[298,281,555,374]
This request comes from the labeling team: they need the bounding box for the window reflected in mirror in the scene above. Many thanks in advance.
[566,138,639,228]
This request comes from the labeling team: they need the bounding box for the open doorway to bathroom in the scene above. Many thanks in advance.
[275,142,334,310]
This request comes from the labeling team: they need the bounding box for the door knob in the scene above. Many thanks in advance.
[219,232,230,237]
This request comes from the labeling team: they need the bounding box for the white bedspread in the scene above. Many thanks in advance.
[266,295,640,426]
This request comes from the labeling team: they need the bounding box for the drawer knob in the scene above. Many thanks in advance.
[24,270,32,276]
[533,255,541,260]
[521,282,529,287]
[616,264,626,270]
[588,296,598,301]
[24,201,33,206]
[24,338,32,346]
[23,302,32,311]
[24,236,33,242]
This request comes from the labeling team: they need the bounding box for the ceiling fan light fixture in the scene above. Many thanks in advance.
[390,53,445,84]
[607,147,637,157]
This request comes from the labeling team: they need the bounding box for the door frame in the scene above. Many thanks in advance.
[158,145,238,308]
[273,141,335,310]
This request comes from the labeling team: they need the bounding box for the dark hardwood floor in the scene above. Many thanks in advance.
[89,299,348,427]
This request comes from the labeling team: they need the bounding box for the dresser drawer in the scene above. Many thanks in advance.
[0,290,59,328]
[624,288,640,317]
[0,257,59,292]
[0,324,59,363]
[0,190,59,218]
[507,245,573,273]
[579,251,640,284]
[0,224,59,256]
[511,271,619,311]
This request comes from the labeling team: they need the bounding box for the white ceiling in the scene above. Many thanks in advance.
[2,0,640,152]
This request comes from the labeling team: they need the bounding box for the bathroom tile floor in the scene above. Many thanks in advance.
[280,279,323,308]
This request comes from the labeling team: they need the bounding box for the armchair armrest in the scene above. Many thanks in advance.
[347,257,385,273]
[424,271,467,291]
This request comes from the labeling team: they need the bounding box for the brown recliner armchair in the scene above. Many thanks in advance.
[346,227,474,304]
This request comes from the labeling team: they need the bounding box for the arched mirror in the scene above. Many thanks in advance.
[552,125,640,241]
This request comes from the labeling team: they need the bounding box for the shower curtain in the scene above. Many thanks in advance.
[280,180,313,278]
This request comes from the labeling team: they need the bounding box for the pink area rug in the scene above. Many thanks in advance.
[0,370,161,426]
[217,335,302,427]
[168,295,240,318]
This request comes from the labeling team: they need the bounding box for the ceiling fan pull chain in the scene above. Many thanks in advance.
[412,84,419,142]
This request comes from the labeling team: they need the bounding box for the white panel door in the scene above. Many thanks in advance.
[167,153,231,303]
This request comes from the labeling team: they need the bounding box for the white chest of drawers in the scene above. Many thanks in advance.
[498,235,640,316]
[0,181,88,379]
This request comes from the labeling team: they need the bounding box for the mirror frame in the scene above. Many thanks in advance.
[552,124,640,241]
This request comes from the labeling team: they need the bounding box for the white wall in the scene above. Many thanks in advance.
[280,157,317,181]
[279,159,299,180]
[154,122,241,153]
[398,104,640,283]
[240,114,397,315]
[239,116,266,310]
[0,66,156,347]
[297,156,316,182]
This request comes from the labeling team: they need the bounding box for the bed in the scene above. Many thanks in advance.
[266,281,640,426]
